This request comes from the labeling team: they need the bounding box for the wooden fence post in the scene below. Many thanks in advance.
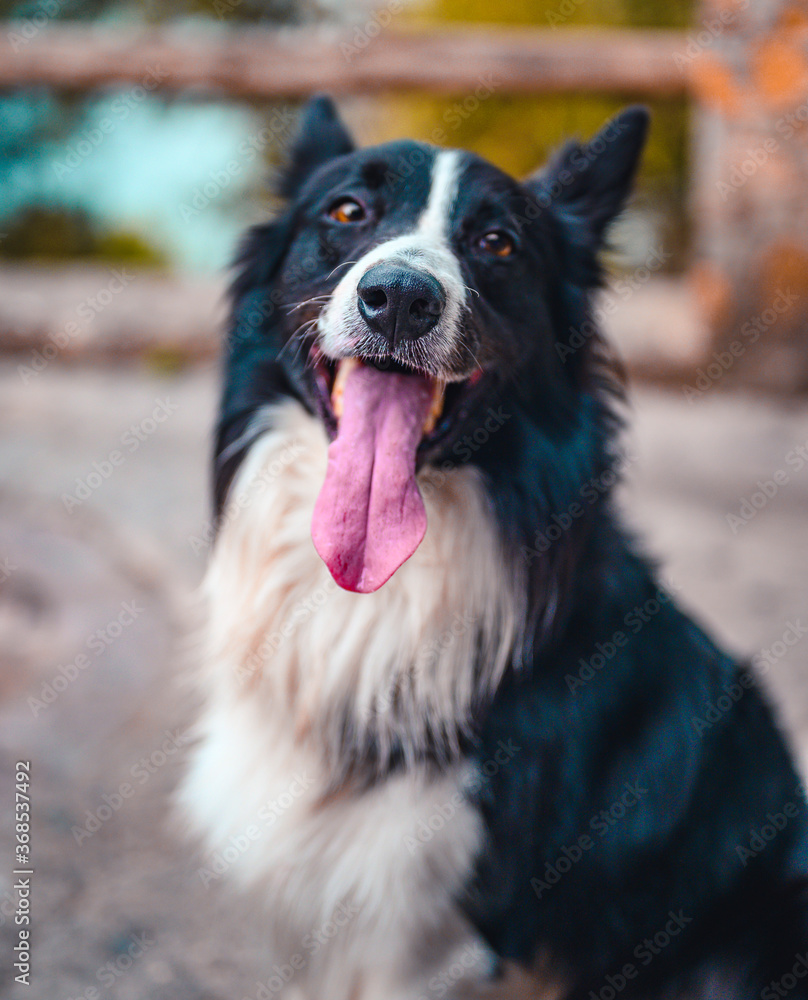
[690,0,808,391]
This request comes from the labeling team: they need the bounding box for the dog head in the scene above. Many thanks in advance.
[219,96,649,594]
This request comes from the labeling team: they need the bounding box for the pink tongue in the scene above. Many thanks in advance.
[312,364,434,593]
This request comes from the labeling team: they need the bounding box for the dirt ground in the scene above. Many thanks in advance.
[0,359,806,999]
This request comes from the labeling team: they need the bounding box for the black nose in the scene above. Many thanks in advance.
[356,263,445,348]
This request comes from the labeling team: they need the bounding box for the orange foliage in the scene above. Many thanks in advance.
[761,241,808,302]
[752,38,808,109]
[690,55,744,115]
[690,261,733,331]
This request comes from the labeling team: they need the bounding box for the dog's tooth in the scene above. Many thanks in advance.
[422,381,445,436]
[331,357,361,419]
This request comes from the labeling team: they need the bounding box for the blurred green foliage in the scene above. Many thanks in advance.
[376,0,693,266]
[0,207,168,266]
[0,0,310,266]
[0,0,316,21]
[413,0,690,28]
[0,0,693,268]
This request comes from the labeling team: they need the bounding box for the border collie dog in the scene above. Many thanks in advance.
[181,97,808,1000]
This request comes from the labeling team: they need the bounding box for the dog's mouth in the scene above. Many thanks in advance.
[308,347,485,595]
[309,348,484,454]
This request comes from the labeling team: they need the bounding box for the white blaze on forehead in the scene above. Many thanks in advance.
[418,150,463,242]
[317,147,468,373]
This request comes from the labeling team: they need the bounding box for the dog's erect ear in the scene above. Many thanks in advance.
[278,95,354,199]
[530,107,650,243]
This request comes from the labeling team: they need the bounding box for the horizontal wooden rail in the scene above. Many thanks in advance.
[0,24,690,97]
[0,265,707,388]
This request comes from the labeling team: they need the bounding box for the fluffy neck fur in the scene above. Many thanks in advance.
[203,400,520,784]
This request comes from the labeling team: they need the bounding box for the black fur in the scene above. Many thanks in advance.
[216,96,808,999]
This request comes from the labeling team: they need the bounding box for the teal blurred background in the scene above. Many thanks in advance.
[0,0,691,275]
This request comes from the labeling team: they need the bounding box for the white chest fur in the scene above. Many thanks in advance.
[180,400,516,998]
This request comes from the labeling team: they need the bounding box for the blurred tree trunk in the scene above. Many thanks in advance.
[691,0,808,392]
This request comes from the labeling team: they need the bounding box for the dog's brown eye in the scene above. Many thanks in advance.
[478,231,514,257]
[328,199,366,224]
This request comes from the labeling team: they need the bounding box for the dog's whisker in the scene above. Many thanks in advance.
[285,295,332,314]
[327,261,359,279]
[277,317,319,361]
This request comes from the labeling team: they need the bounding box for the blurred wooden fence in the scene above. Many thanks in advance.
[1,13,807,392]
[0,25,688,97]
